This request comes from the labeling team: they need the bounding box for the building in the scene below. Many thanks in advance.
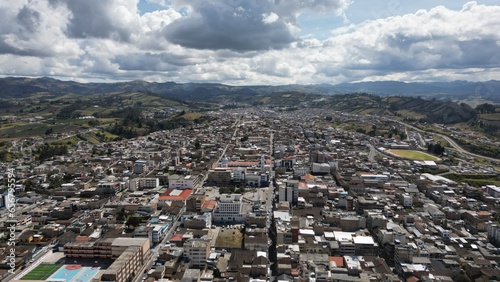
[207,168,232,184]
[96,182,120,195]
[129,178,160,191]
[157,189,192,208]
[213,194,247,223]
[183,238,211,268]
[64,238,151,282]
[133,160,149,174]
[232,167,246,182]
[278,180,299,205]
[398,193,413,208]
[487,223,500,246]
[168,174,201,189]
[484,185,500,198]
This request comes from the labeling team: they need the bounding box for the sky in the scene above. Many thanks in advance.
[0,0,499,85]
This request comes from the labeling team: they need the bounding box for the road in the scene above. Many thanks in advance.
[215,115,242,167]
[268,129,276,282]
[394,120,500,163]
[10,247,53,281]
[367,144,376,162]
[132,220,181,282]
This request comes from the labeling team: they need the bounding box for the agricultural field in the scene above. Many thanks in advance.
[180,112,203,121]
[443,173,500,187]
[386,149,440,161]
[395,109,426,120]
[0,122,82,139]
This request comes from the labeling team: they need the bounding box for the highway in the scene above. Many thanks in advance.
[393,120,500,163]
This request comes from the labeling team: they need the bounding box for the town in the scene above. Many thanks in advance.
[1,107,499,282]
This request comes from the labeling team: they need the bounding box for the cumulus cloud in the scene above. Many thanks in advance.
[317,2,500,81]
[0,1,77,57]
[163,0,350,51]
[262,13,279,24]
[65,0,141,42]
[0,1,500,85]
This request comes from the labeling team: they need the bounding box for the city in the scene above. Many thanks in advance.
[1,107,499,282]
[1,1,500,281]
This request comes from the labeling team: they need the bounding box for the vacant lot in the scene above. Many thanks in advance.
[215,227,243,249]
[386,149,440,161]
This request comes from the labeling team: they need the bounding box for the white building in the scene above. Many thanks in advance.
[399,193,413,208]
[133,160,148,174]
[232,167,246,182]
[183,239,211,268]
[129,178,160,191]
[487,223,500,245]
[213,194,246,223]
[311,163,331,174]
[168,174,201,189]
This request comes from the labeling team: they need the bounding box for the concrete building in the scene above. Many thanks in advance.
[207,168,232,184]
[213,194,246,223]
[183,238,211,268]
[65,238,151,282]
[129,178,160,191]
[168,174,201,189]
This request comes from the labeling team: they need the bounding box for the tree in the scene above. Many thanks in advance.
[116,208,126,221]
[126,217,142,228]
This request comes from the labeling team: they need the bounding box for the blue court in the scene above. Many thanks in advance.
[48,265,100,282]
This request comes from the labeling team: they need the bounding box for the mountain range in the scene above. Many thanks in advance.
[0,77,499,103]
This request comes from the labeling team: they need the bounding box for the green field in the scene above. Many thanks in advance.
[443,173,500,187]
[396,109,426,120]
[386,149,440,161]
[0,123,82,139]
[180,112,203,121]
[20,263,61,280]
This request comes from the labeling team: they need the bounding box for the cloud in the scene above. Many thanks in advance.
[16,6,41,33]
[163,0,350,51]
[262,13,279,24]
[0,1,78,57]
[0,1,500,86]
[65,0,141,42]
[163,1,293,52]
[312,2,500,82]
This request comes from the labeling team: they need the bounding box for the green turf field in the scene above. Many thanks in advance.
[20,263,61,280]
[386,149,440,161]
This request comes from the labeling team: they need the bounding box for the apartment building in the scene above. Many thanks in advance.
[65,238,151,282]
[129,178,160,191]
[183,239,211,268]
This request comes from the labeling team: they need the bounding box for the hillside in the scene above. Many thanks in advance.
[0,77,496,128]
[1,77,499,103]
[0,91,203,140]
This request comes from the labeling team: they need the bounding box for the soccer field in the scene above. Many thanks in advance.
[386,149,440,161]
[20,263,61,280]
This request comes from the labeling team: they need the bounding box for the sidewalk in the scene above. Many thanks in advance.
[12,250,53,281]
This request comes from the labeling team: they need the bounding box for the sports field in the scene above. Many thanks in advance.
[20,263,61,280]
[386,149,440,161]
[49,264,100,282]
